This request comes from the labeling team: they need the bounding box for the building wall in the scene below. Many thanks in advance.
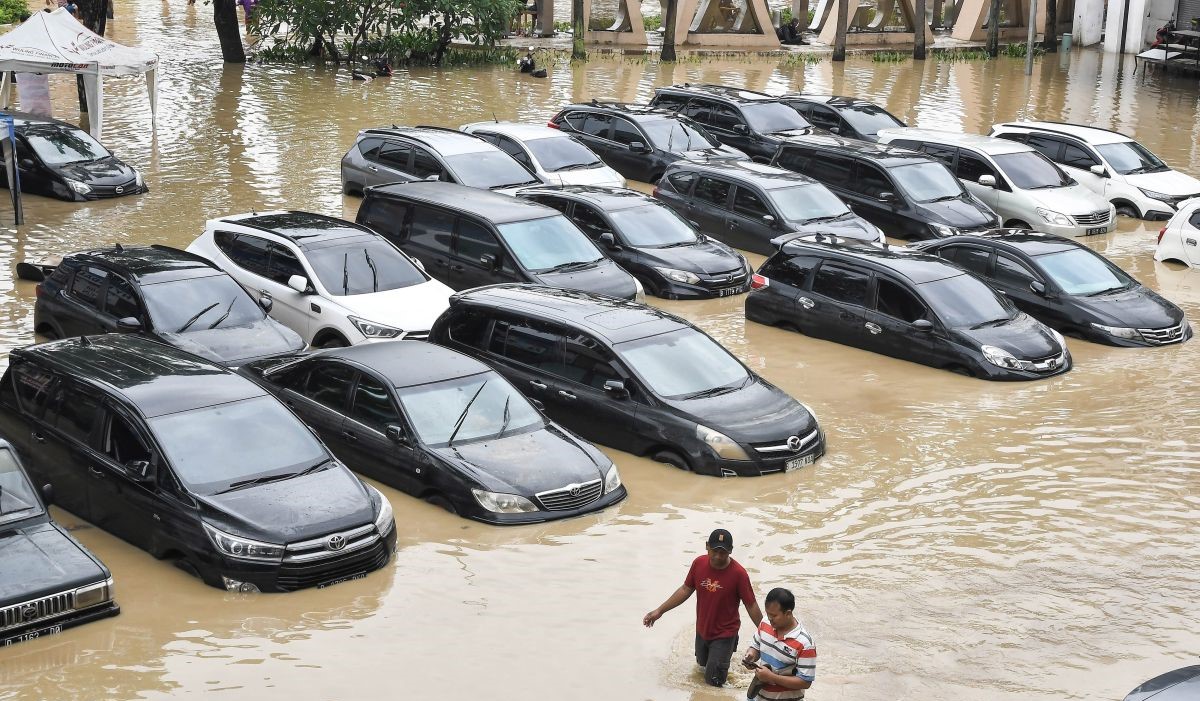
[1102,0,1175,51]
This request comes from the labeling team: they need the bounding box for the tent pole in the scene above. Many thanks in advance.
[2,116,23,226]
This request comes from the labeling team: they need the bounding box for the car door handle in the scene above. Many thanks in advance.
[449,264,464,272]
[433,259,447,267]
[558,390,577,400]
[529,380,548,390]
[260,290,272,298]
[341,430,358,442]
[797,297,815,310]
[88,466,104,478]
[1187,238,1197,247]
[367,165,378,172]
[32,431,45,443]
[865,322,882,335]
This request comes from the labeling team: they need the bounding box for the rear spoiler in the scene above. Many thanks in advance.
[16,261,55,282]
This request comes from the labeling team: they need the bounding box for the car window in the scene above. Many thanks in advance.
[920,274,1013,328]
[695,177,732,208]
[266,244,306,285]
[839,104,904,136]
[615,328,748,399]
[708,104,746,131]
[143,275,264,332]
[921,143,958,167]
[639,118,721,151]
[811,263,869,306]
[359,198,411,239]
[561,334,622,390]
[993,151,1072,189]
[409,205,456,251]
[446,309,492,350]
[23,125,111,165]
[956,152,999,183]
[768,184,850,222]
[874,277,927,323]
[608,203,697,247]
[808,152,854,188]
[303,363,355,412]
[572,113,612,139]
[1189,210,1200,229]
[10,364,56,418]
[396,372,542,446]
[350,374,399,434]
[443,151,538,189]
[488,319,568,374]
[0,448,43,525]
[217,232,271,277]
[103,276,140,319]
[48,385,101,445]
[611,118,645,147]
[376,142,412,171]
[666,170,698,194]
[994,253,1040,287]
[732,187,770,219]
[652,93,689,111]
[941,245,991,276]
[1036,248,1133,295]
[807,105,841,131]
[455,218,503,262]
[851,163,894,199]
[571,204,610,238]
[1023,134,1063,161]
[683,99,715,124]
[527,194,570,213]
[69,265,107,309]
[305,238,428,295]
[523,135,602,172]
[890,161,965,202]
[788,102,813,118]
[358,137,384,160]
[886,138,921,151]
[104,411,152,467]
[1095,141,1167,175]
[1061,142,1100,169]
[411,147,444,179]
[496,215,603,271]
[774,146,815,174]
[494,136,533,169]
[760,254,820,288]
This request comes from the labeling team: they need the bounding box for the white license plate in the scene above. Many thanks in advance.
[3,624,62,646]
[317,571,368,589]
[1086,226,1110,235]
[785,455,815,471]
[717,287,741,297]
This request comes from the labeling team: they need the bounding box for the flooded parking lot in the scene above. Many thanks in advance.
[1,3,1199,699]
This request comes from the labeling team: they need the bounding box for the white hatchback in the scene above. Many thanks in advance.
[187,211,453,347]
[1155,198,1200,269]
[460,122,626,188]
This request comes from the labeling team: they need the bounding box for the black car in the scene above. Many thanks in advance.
[357,181,640,300]
[242,342,627,524]
[746,234,1072,380]
[430,285,825,477]
[0,439,119,647]
[0,112,147,201]
[517,185,751,299]
[779,95,906,142]
[547,102,747,184]
[652,160,885,255]
[28,245,304,366]
[770,135,1001,239]
[1124,666,1200,701]
[0,335,396,593]
[909,230,1191,347]
[648,84,822,162]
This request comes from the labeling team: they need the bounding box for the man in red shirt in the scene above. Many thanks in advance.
[643,529,764,686]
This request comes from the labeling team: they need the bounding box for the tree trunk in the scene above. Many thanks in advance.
[572,0,587,59]
[214,0,247,63]
[833,0,848,60]
[985,0,999,56]
[914,0,926,58]
[1042,0,1058,51]
[75,0,109,113]
[661,0,677,60]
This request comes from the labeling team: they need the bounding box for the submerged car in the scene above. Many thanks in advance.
[779,95,906,142]
[243,342,626,524]
[0,439,119,647]
[1154,198,1200,269]
[1123,666,1200,701]
[459,121,626,188]
[0,112,147,202]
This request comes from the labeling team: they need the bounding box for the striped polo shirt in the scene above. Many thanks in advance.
[750,618,816,700]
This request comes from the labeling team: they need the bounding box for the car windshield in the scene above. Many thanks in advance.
[23,126,111,166]
[838,105,905,136]
[143,275,264,333]
[616,328,749,399]
[1035,248,1134,295]
[769,184,851,223]
[1096,141,1168,175]
[149,396,328,496]
[397,372,543,446]
[741,102,811,133]
[0,448,43,525]
[445,151,540,189]
[993,151,1073,189]
[305,238,427,296]
[640,118,721,152]
[524,135,603,172]
[919,274,1016,328]
[891,162,965,202]
[496,215,605,272]
[608,203,698,247]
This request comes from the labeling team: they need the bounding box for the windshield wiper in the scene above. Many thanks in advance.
[447,381,488,447]
[496,396,511,438]
[803,214,844,225]
[295,457,333,477]
[680,383,738,400]
[930,194,961,203]
[206,296,239,330]
[363,249,379,293]
[554,162,601,172]
[969,318,1009,330]
[1085,284,1130,296]
[177,302,220,333]
[342,251,350,294]
[212,470,302,495]
[544,260,597,273]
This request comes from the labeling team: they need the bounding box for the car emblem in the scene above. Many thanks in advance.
[115,186,124,193]
[569,484,581,497]
[786,435,802,451]
[326,535,347,551]
[20,603,38,622]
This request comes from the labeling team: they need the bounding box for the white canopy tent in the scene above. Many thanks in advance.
[0,8,158,139]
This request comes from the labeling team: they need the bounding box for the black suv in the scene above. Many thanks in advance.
[430,285,824,477]
[517,185,750,299]
[357,181,640,300]
[29,245,304,366]
[0,112,147,202]
[649,84,821,162]
[547,102,747,183]
[0,335,397,593]
[0,439,120,647]
[746,234,1072,380]
[653,160,884,255]
[779,95,906,142]
[770,135,1000,239]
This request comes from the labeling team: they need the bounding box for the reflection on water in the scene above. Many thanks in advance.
[1,2,1199,699]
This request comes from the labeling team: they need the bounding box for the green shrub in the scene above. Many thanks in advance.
[1002,42,1044,57]
[936,48,990,61]
[872,50,906,62]
[643,14,661,30]
[0,0,31,24]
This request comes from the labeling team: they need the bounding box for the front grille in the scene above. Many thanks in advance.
[698,268,748,289]
[283,524,378,565]
[275,539,389,591]
[1028,351,1067,373]
[87,179,138,199]
[1,591,75,632]
[1073,210,1111,226]
[536,479,603,511]
[750,428,821,456]
[402,330,429,340]
[1139,322,1186,345]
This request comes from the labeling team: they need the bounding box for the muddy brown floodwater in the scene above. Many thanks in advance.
[1,3,1199,700]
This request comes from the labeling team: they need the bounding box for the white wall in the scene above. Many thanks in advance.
[1103,0,1176,51]
[1074,0,1104,44]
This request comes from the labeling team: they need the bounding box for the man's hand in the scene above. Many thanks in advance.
[754,666,777,682]
[642,609,663,627]
[741,649,761,668]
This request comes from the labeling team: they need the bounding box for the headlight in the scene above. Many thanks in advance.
[1139,187,1172,203]
[603,464,621,493]
[652,266,700,285]
[65,178,91,194]
[471,489,538,514]
[1090,322,1141,340]
[74,577,114,609]
[1035,207,1073,226]
[203,522,284,562]
[695,424,750,461]
[370,486,395,535]
[134,170,144,188]
[349,316,403,339]
[981,344,1024,370]
[929,223,957,238]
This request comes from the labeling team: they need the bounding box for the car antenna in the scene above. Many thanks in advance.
[492,111,498,123]
[78,335,91,347]
[114,242,124,252]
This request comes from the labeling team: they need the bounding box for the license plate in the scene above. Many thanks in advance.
[785,455,815,471]
[2,624,62,646]
[1086,226,1110,235]
[717,287,740,298]
[316,571,368,589]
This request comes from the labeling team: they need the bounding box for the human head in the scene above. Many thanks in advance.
[764,587,796,629]
[706,528,732,569]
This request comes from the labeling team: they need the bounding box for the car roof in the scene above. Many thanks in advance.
[519,185,657,211]
[932,230,1081,256]
[667,160,815,189]
[450,284,689,344]
[214,211,379,247]
[10,335,265,419]
[560,102,681,122]
[993,121,1131,145]
[776,134,927,165]
[656,83,779,103]
[880,128,1031,154]
[461,122,568,141]
[66,245,222,284]
[5,110,90,133]
[366,181,557,224]
[780,94,873,107]
[358,125,492,155]
[306,341,490,388]
[780,236,962,284]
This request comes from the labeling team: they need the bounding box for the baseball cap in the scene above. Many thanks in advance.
[706,529,733,552]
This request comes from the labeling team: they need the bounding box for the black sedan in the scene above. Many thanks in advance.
[780,95,906,142]
[910,230,1190,347]
[517,186,751,299]
[243,342,627,524]
[0,112,147,201]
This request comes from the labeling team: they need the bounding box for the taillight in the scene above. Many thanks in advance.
[750,273,769,290]
[34,283,44,298]
[547,120,559,129]
[1158,226,1167,245]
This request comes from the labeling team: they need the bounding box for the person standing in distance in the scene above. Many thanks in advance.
[743,588,816,700]
[643,529,763,686]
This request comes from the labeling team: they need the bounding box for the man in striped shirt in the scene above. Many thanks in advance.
[742,588,816,700]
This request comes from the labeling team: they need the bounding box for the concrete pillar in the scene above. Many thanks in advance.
[1072,0,1101,45]
[1102,0,1145,52]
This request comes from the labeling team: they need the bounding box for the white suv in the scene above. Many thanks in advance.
[459,122,626,188]
[1154,198,1200,269]
[989,121,1200,221]
[878,128,1115,237]
[187,211,453,347]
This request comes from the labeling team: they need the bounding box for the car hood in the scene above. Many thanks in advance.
[951,313,1062,359]
[550,166,626,188]
[156,319,305,366]
[913,196,998,228]
[1025,183,1112,214]
[57,157,135,185]
[335,279,453,333]
[785,214,881,242]
[0,521,107,603]
[534,260,637,299]
[1071,284,1184,328]
[663,377,817,444]
[198,467,374,543]
[636,239,745,274]
[1125,169,1200,197]
[432,424,606,494]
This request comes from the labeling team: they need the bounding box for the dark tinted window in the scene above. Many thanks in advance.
[921,143,958,167]
[774,146,815,174]
[875,277,926,322]
[666,170,697,194]
[683,100,714,124]
[358,137,384,160]
[695,177,731,207]
[994,253,1039,287]
[104,276,140,319]
[11,364,55,417]
[69,266,107,308]
[266,244,306,285]
[104,412,151,465]
[708,104,745,131]
[446,310,491,349]
[812,264,869,306]
[528,195,570,213]
[377,142,412,171]
[561,334,621,390]
[957,153,998,182]
[807,152,854,187]
[305,239,427,295]
[1061,142,1099,169]
[489,320,566,373]
[1189,210,1200,228]
[611,118,644,146]
[350,374,399,433]
[409,205,456,251]
[495,136,533,169]
[360,198,411,239]
[569,113,611,138]
[732,187,770,218]
[571,204,609,237]
[411,147,443,179]
[886,139,922,151]
[941,245,991,276]
[218,232,271,277]
[852,163,893,199]
[760,254,819,288]
[304,364,355,411]
[653,93,689,111]
[50,386,101,444]
[455,219,502,261]
[1024,134,1063,161]
[806,105,841,131]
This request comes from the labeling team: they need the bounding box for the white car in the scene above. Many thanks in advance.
[1154,198,1200,268]
[877,128,1115,237]
[990,121,1200,221]
[459,122,626,188]
[187,211,453,347]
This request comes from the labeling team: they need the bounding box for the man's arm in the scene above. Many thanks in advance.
[643,585,695,627]
[745,599,763,627]
[753,668,812,690]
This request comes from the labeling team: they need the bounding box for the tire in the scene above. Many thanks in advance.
[652,449,691,472]
[1115,204,1139,218]
[1005,220,1031,230]
[317,335,349,349]
[39,327,59,341]
[343,181,362,197]
[425,494,457,514]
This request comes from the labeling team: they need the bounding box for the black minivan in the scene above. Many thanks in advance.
[770,135,1000,239]
[430,285,824,476]
[0,439,120,647]
[357,181,641,300]
[0,335,396,593]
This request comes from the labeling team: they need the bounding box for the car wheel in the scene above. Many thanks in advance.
[1005,219,1031,230]
[1115,204,1139,218]
[343,181,362,196]
[652,449,691,472]
[425,494,457,514]
[317,335,349,349]
[38,327,59,341]
[946,364,975,378]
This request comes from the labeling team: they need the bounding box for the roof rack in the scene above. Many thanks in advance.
[668,83,778,101]
[997,121,1128,141]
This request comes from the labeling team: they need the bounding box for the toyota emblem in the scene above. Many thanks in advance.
[569,484,581,497]
[20,603,38,622]
[326,535,347,551]
[115,186,124,193]
[786,435,802,451]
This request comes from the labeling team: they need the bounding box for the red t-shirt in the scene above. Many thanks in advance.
[684,555,755,641]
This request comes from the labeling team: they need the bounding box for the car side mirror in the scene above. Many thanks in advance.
[733,124,749,135]
[912,319,934,332]
[385,423,410,446]
[598,232,619,250]
[530,398,546,412]
[629,141,650,153]
[287,274,311,294]
[1089,164,1108,177]
[762,214,776,225]
[19,158,35,170]
[116,316,142,332]
[258,295,274,312]
[41,483,53,506]
[688,219,700,230]
[978,174,997,188]
[879,192,897,203]
[829,126,841,135]
[603,379,630,399]
[1030,280,1047,296]
[424,173,440,181]
[480,253,499,270]
[126,460,153,482]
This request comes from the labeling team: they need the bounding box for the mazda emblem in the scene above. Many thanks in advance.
[786,435,802,451]
[114,186,124,193]
[326,535,347,551]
